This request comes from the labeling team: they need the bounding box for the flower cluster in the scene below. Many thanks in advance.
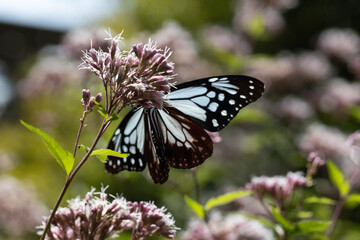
[38,186,178,240]
[246,172,307,203]
[81,33,175,110]
[128,201,178,240]
[182,212,274,240]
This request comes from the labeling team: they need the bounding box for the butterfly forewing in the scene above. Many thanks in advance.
[167,75,265,132]
[106,107,146,173]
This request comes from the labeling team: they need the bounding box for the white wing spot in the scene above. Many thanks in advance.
[115,129,120,135]
[219,77,228,80]
[235,107,239,111]
[229,99,235,105]
[108,160,112,166]
[124,137,129,144]
[212,119,219,127]
[131,158,135,165]
[123,158,127,163]
[209,102,219,112]
[209,77,218,82]
[193,96,210,107]
[249,80,253,84]
[221,110,227,116]
[139,159,143,167]
[206,91,216,98]
[130,146,136,154]
[218,93,225,101]
[112,136,116,142]
[117,159,121,165]
[122,145,128,152]
[239,104,243,107]
[129,131,137,144]
[250,92,253,96]
[240,95,247,99]
[249,85,254,89]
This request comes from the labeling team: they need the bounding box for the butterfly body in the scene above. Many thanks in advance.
[106,75,264,183]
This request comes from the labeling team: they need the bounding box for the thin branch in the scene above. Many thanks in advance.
[40,118,107,240]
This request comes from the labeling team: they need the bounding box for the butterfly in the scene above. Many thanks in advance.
[106,75,265,184]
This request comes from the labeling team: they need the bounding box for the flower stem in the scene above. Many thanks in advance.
[40,119,108,240]
[326,164,360,238]
[326,196,345,237]
[73,112,86,157]
[191,168,200,202]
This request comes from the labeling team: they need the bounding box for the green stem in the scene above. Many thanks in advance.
[73,112,86,157]
[191,168,200,203]
[326,196,345,238]
[40,119,108,240]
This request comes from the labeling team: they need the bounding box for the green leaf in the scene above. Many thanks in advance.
[327,161,350,197]
[21,120,74,176]
[296,211,313,219]
[184,195,205,219]
[93,100,108,118]
[107,113,119,122]
[91,149,129,164]
[345,193,360,208]
[271,206,295,231]
[296,220,331,233]
[78,144,89,151]
[91,149,130,158]
[304,196,335,205]
[204,190,252,211]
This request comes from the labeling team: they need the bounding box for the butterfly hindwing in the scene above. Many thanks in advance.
[157,107,213,169]
[106,107,146,173]
[167,75,265,132]
[143,109,170,184]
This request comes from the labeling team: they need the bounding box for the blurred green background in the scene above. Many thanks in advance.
[1,0,360,239]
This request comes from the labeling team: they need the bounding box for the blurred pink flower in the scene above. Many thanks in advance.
[234,0,287,37]
[298,123,348,158]
[277,96,314,122]
[317,28,360,61]
[347,55,360,79]
[61,28,110,59]
[0,175,46,237]
[200,25,252,56]
[295,51,332,82]
[182,212,274,240]
[245,51,332,92]
[135,21,215,83]
[246,172,306,203]
[206,131,222,143]
[317,78,360,113]
[18,55,85,98]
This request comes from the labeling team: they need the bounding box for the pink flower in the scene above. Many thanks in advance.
[80,32,175,110]
[38,186,178,240]
[182,212,274,240]
[246,172,306,202]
